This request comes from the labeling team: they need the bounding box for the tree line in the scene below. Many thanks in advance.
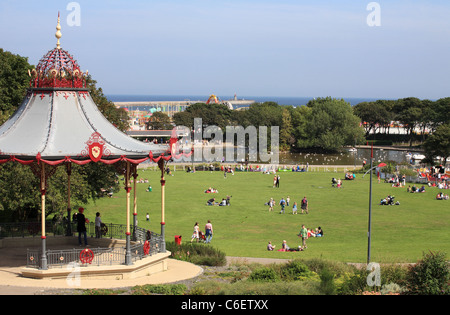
[167,97,365,152]
[353,97,450,143]
[146,96,448,160]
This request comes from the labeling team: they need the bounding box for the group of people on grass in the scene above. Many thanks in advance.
[206,195,231,206]
[331,177,343,188]
[406,185,426,193]
[190,220,213,244]
[266,196,308,214]
[379,195,399,206]
[436,192,449,200]
[204,187,219,193]
[267,225,323,252]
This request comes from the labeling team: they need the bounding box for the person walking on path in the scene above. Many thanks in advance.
[205,220,213,243]
[77,207,88,246]
[298,224,308,250]
[95,212,102,239]
[301,196,309,214]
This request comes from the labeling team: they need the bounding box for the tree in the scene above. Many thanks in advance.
[432,98,450,128]
[353,100,392,136]
[0,49,34,124]
[146,111,172,130]
[0,163,91,222]
[289,105,310,151]
[173,111,194,129]
[280,107,294,150]
[299,97,365,151]
[423,123,450,164]
[393,97,423,146]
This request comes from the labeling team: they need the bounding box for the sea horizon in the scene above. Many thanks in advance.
[107,94,387,106]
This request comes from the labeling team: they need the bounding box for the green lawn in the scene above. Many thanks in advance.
[81,167,450,263]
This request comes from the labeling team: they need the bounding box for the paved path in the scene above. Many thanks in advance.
[0,256,291,295]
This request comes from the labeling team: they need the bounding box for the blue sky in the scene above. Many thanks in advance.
[1,0,449,99]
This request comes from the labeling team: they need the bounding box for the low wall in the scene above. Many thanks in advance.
[21,251,170,280]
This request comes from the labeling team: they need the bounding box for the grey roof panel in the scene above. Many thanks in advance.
[0,89,169,161]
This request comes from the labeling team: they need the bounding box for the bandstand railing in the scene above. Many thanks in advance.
[0,221,162,269]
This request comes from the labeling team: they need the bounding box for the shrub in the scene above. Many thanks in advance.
[166,241,227,266]
[319,268,336,295]
[131,284,187,295]
[249,267,279,282]
[191,279,322,295]
[405,251,449,295]
[337,268,370,295]
[279,260,315,281]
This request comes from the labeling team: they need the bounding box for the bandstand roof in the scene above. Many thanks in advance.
[0,15,174,166]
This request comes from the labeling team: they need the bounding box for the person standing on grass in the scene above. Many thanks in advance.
[301,196,309,214]
[279,197,286,214]
[205,220,213,243]
[268,198,274,212]
[191,222,199,243]
[298,224,308,249]
[292,201,298,214]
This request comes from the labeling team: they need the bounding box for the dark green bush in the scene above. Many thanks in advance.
[279,260,313,281]
[337,268,370,295]
[166,241,226,266]
[249,267,279,282]
[405,251,449,295]
[319,268,336,295]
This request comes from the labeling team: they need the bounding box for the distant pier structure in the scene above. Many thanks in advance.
[114,95,255,116]
[115,95,255,130]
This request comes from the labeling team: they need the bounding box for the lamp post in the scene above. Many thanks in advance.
[362,143,387,264]
[158,158,167,253]
[367,144,373,264]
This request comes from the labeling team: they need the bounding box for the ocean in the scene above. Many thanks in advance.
[107,95,381,106]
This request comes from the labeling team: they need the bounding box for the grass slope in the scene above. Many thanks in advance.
[81,168,450,263]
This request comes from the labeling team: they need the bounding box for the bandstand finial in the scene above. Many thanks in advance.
[55,11,62,49]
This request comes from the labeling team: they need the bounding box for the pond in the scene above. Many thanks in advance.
[168,146,415,166]
[278,148,411,166]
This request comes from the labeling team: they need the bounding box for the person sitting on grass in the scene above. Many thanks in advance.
[267,241,276,251]
[316,227,324,237]
[207,198,216,206]
[281,240,290,251]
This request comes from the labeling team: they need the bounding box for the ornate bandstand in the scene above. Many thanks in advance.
[0,14,191,278]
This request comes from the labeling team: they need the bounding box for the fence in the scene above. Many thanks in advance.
[0,221,162,269]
